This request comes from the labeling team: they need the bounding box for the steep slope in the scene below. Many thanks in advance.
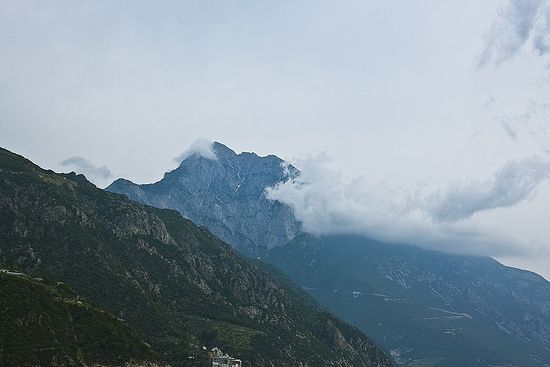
[267,234,550,367]
[107,142,550,366]
[0,147,393,367]
[107,142,300,255]
[0,270,160,367]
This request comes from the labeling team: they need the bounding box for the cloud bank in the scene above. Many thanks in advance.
[175,138,217,163]
[266,155,550,257]
[428,158,550,222]
[480,0,550,65]
[59,156,113,182]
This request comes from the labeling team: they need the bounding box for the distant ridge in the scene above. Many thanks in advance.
[108,141,550,366]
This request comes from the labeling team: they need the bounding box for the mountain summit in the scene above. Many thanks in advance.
[107,142,300,255]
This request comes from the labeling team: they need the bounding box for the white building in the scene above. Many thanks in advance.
[210,347,242,367]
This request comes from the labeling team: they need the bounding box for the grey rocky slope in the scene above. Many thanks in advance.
[107,142,300,256]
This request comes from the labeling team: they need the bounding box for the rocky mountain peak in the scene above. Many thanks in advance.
[107,142,301,255]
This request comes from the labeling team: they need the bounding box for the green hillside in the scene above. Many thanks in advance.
[267,234,550,366]
[0,147,393,367]
[0,270,160,367]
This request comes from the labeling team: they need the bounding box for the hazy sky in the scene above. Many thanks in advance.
[1,1,550,278]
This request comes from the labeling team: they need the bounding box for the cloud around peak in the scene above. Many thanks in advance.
[59,156,113,182]
[266,155,550,257]
[174,139,218,163]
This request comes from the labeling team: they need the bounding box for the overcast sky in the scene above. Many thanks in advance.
[1,1,550,278]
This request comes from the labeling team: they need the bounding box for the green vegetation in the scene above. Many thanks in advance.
[0,147,393,367]
[0,271,158,367]
[267,234,550,366]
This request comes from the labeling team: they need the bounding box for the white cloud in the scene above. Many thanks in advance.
[174,138,217,163]
[59,156,113,183]
[534,4,550,55]
[428,157,550,222]
[1,1,549,275]
[266,154,533,257]
[497,102,550,141]
[480,0,550,66]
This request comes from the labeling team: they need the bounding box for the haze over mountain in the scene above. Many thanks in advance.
[108,141,550,366]
[108,141,549,265]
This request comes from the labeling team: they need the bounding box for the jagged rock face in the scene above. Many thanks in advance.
[0,147,393,367]
[107,142,300,255]
[267,234,550,367]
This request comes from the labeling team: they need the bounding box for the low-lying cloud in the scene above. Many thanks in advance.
[429,158,550,222]
[480,0,550,66]
[266,155,550,257]
[59,156,113,183]
[174,138,217,164]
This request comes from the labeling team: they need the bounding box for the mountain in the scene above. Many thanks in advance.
[107,142,300,256]
[108,142,550,366]
[0,270,161,367]
[0,147,393,367]
[267,234,550,366]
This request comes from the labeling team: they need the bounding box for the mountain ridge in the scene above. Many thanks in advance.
[0,146,393,367]
[267,233,550,366]
[107,141,301,255]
